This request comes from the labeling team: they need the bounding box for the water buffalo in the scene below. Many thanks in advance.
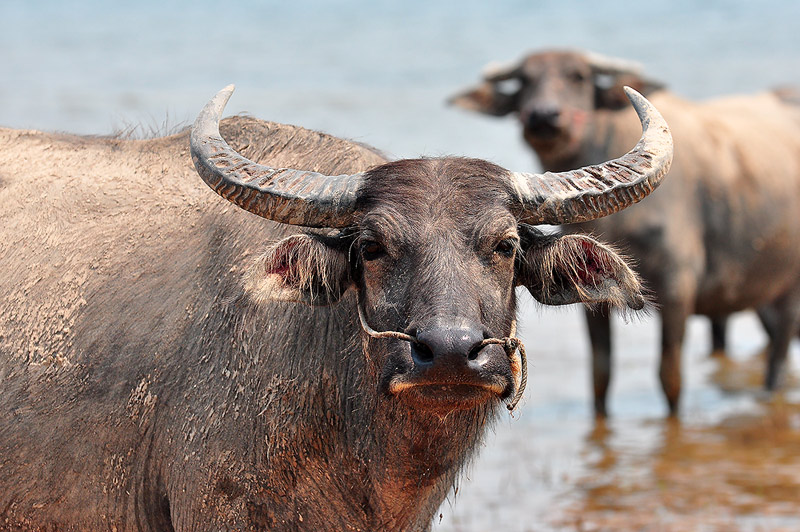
[0,85,671,530]
[450,49,800,417]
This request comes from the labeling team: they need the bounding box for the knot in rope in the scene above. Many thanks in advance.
[476,336,527,412]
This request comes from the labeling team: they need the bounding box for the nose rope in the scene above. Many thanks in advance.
[477,335,528,412]
[356,294,528,412]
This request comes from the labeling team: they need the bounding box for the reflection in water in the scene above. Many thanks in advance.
[559,400,800,531]
[711,351,800,394]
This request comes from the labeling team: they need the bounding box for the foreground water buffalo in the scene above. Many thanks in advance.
[451,49,800,416]
[0,85,671,530]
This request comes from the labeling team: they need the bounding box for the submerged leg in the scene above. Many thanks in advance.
[585,305,612,418]
[763,294,800,391]
[660,299,692,417]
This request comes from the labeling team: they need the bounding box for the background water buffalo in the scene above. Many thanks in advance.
[0,86,670,530]
[451,49,800,417]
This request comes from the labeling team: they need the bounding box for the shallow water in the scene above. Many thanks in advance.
[3,1,800,530]
[434,299,800,532]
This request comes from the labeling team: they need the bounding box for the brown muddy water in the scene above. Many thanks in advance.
[433,292,800,532]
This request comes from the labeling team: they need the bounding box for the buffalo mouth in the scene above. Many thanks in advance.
[385,357,514,411]
[523,121,564,140]
[523,123,570,146]
[390,379,508,410]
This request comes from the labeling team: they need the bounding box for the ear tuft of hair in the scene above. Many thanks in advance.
[245,234,351,306]
[527,234,648,312]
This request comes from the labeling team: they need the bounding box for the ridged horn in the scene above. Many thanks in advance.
[190,85,365,228]
[509,87,673,224]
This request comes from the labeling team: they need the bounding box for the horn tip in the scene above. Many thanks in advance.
[192,84,237,139]
[623,85,672,142]
[213,84,236,110]
[622,85,644,104]
[623,86,659,131]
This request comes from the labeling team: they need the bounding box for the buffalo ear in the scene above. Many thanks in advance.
[517,230,646,310]
[448,81,519,117]
[245,233,353,306]
[594,73,665,110]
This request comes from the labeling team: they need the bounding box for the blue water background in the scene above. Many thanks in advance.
[2,0,799,172]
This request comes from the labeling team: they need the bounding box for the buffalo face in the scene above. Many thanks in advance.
[242,158,650,412]
[191,85,672,412]
[247,159,649,411]
[450,50,665,166]
[354,158,520,410]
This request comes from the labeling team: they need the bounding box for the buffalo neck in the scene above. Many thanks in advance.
[231,293,498,531]
[366,394,496,530]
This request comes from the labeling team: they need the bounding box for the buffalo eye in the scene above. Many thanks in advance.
[360,240,385,261]
[569,70,587,83]
[494,238,517,258]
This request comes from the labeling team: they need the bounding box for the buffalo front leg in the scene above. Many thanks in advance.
[709,316,727,357]
[585,305,612,418]
[763,293,800,391]
[756,304,779,343]
[660,300,691,416]
[757,303,800,351]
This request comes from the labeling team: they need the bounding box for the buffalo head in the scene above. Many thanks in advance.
[191,85,671,413]
[449,50,665,167]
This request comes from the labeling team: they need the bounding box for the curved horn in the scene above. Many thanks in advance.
[190,85,365,228]
[584,50,644,76]
[509,87,673,224]
[482,59,522,82]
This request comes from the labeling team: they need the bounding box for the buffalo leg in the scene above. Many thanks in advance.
[756,304,800,344]
[763,294,800,390]
[755,305,779,360]
[710,316,727,357]
[585,304,612,418]
[660,300,691,416]
[756,305,779,342]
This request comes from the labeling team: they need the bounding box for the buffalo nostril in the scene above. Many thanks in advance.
[411,342,435,365]
[467,341,486,361]
[527,108,561,130]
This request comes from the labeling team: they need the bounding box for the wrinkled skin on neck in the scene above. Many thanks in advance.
[212,295,496,532]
